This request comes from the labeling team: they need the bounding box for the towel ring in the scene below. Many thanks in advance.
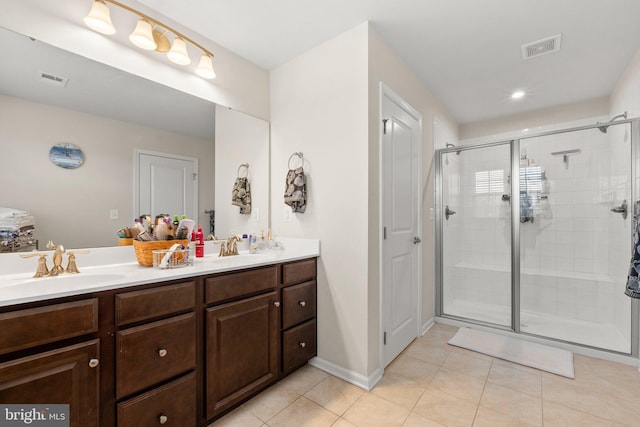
[288,152,304,170]
[237,163,249,178]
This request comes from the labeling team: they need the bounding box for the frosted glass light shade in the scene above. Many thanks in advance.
[129,19,157,50]
[195,54,216,79]
[167,38,191,65]
[83,0,116,35]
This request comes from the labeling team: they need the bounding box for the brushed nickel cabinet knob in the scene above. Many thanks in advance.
[298,301,306,307]
[88,358,99,368]
[299,342,306,348]
[273,301,281,307]
[159,414,168,424]
[158,349,168,357]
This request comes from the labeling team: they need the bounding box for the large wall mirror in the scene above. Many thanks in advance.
[0,26,270,251]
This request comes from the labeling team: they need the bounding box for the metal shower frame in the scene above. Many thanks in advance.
[434,118,640,358]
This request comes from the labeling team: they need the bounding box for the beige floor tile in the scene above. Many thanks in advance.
[402,412,445,427]
[404,341,450,366]
[266,397,338,427]
[603,392,640,426]
[370,372,427,410]
[304,376,364,416]
[429,368,485,404]
[332,418,357,427]
[480,382,542,426]
[412,387,478,427]
[385,355,439,387]
[442,351,492,380]
[279,364,329,395]
[342,393,410,427]
[487,362,542,397]
[207,406,264,427]
[543,401,613,427]
[473,406,539,427]
[541,375,611,419]
[242,382,300,422]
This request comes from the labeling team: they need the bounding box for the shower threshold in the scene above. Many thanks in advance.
[444,299,630,354]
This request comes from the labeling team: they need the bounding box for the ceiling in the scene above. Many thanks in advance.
[136,0,640,124]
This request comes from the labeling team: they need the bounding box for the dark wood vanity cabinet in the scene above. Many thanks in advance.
[280,259,317,374]
[0,300,100,427]
[0,257,317,426]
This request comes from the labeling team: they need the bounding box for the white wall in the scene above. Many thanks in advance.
[270,23,370,381]
[0,94,214,248]
[0,0,269,120]
[270,22,458,385]
[214,105,270,238]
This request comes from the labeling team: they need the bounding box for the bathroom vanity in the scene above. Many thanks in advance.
[0,239,319,426]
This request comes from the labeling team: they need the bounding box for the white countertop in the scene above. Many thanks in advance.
[0,238,320,307]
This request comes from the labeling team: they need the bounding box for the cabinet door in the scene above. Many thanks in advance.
[206,291,279,418]
[0,340,100,427]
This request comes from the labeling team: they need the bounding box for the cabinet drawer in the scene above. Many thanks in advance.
[282,319,316,373]
[116,281,195,326]
[116,313,196,398]
[282,281,316,329]
[282,259,316,286]
[205,266,277,305]
[118,372,196,427]
[0,299,98,355]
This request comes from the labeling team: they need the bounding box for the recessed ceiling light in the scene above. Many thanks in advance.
[511,90,525,100]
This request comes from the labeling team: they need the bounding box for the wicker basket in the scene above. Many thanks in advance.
[118,238,133,246]
[132,239,189,267]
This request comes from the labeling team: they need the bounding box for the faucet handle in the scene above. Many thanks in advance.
[46,240,56,250]
[20,253,50,278]
[65,250,90,274]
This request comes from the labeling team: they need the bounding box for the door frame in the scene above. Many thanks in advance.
[133,148,199,223]
[378,82,423,369]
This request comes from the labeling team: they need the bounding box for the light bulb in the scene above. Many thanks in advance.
[195,54,216,79]
[83,0,116,35]
[167,38,191,65]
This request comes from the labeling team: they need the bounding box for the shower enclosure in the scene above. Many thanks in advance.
[435,118,639,355]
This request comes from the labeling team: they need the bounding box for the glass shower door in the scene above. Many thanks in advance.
[519,123,632,353]
[440,142,512,326]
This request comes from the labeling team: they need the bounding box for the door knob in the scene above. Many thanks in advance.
[413,237,421,244]
[611,200,628,219]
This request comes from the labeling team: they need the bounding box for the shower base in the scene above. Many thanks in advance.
[444,299,630,354]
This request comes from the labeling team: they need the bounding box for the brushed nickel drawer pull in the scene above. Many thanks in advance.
[159,414,168,424]
[158,349,168,357]
[298,301,306,307]
[273,301,281,307]
[89,358,99,368]
[299,342,306,348]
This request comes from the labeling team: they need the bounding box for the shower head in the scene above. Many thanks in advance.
[596,111,628,133]
[446,143,461,155]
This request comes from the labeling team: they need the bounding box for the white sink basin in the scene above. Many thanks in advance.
[3,273,128,289]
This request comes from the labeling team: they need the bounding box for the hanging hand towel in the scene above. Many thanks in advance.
[284,167,306,213]
[626,200,640,298]
[231,177,252,214]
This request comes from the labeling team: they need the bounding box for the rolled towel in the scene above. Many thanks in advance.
[284,167,306,213]
[231,177,252,214]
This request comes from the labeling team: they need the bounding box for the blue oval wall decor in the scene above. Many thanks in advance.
[50,143,85,169]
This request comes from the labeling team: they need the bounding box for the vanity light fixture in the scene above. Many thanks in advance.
[83,0,216,79]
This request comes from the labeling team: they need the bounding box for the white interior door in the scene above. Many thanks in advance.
[381,85,422,366]
[136,150,198,222]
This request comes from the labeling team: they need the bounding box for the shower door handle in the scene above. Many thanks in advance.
[445,205,456,220]
[611,200,628,219]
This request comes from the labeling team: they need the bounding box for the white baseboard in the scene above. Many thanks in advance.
[308,357,383,391]
[421,317,435,336]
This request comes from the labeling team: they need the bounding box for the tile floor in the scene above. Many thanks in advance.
[208,323,640,427]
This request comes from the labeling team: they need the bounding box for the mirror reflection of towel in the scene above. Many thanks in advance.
[284,167,306,213]
[231,177,251,214]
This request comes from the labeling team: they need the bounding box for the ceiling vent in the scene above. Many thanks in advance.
[39,71,69,88]
[521,33,562,60]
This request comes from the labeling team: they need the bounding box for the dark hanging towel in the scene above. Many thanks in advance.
[625,200,640,298]
[284,167,306,213]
